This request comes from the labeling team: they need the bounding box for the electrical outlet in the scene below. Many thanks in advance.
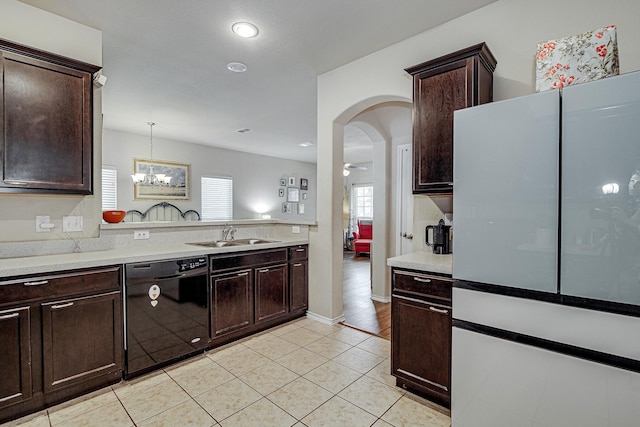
[292,226,300,234]
[134,230,150,240]
[62,215,83,232]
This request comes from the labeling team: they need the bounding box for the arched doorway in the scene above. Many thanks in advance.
[308,92,411,326]
[339,101,412,338]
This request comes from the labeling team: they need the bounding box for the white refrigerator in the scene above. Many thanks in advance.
[452,71,640,427]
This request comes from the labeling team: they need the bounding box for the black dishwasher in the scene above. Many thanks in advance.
[125,257,209,378]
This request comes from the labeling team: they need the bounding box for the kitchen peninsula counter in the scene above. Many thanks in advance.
[0,220,312,279]
[0,240,308,279]
[387,251,452,275]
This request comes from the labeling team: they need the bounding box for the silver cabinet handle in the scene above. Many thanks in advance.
[293,263,303,267]
[24,280,48,286]
[51,302,74,310]
[429,306,449,314]
[237,272,249,277]
[414,277,431,283]
[296,248,305,252]
[0,312,19,320]
[258,268,269,273]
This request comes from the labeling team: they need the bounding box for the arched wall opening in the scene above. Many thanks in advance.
[307,94,411,324]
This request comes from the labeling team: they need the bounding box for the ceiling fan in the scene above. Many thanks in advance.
[343,163,368,176]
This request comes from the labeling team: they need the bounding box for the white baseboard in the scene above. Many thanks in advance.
[371,294,391,303]
[305,311,345,325]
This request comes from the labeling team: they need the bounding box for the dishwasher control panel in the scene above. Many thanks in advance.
[177,257,208,272]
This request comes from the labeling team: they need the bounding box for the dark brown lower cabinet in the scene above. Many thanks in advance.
[211,269,253,337]
[391,268,452,408]
[209,245,308,346]
[289,260,308,312]
[288,245,308,313]
[41,291,122,394]
[0,306,31,409]
[255,264,288,324]
[0,266,122,424]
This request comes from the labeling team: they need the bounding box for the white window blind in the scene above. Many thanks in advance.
[352,184,373,219]
[201,176,233,220]
[102,166,117,210]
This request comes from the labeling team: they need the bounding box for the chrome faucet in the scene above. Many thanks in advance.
[222,224,236,241]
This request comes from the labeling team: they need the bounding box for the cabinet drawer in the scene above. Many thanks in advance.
[288,245,308,260]
[392,270,452,302]
[0,266,122,306]
[210,249,287,272]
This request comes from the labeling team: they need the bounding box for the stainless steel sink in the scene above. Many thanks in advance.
[187,238,278,248]
[232,238,278,245]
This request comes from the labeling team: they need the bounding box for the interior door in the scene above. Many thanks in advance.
[397,144,414,255]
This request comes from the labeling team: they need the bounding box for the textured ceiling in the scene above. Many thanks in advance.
[20,0,496,163]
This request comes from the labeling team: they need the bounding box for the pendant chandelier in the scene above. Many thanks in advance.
[131,122,172,186]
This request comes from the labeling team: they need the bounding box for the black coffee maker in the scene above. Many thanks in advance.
[425,219,452,254]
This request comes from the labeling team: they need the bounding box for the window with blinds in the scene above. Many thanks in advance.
[201,176,233,220]
[102,166,117,210]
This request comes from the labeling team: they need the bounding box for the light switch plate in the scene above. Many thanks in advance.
[292,226,300,234]
[36,215,52,233]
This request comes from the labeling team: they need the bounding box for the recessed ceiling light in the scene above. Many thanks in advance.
[236,128,251,133]
[232,22,259,38]
[227,62,247,73]
[299,141,315,147]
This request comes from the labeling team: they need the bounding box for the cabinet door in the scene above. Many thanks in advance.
[211,269,253,337]
[412,58,472,193]
[41,291,122,394]
[0,306,31,409]
[289,260,308,312]
[255,264,288,324]
[0,49,96,194]
[392,295,451,406]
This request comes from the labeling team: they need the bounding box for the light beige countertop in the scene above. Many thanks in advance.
[0,239,308,280]
[387,250,453,276]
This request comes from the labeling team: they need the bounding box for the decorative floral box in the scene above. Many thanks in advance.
[535,25,619,92]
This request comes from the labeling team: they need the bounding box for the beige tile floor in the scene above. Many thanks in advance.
[5,317,450,427]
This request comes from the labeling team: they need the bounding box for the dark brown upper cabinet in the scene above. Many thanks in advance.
[0,39,100,195]
[406,43,496,194]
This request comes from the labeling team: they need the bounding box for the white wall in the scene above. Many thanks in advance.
[311,0,640,318]
[102,129,317,220]
[0,0,103,243]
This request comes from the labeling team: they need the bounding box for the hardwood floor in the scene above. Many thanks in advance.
[342,251,391,340]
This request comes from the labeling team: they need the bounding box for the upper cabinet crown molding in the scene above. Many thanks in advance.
[406,42,497,195]
[0,38,100,195]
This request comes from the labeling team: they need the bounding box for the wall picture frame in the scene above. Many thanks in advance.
[282,202,292,213]
[279,188,285,197]
[133,158,190,200]
[280,178,286,186]
[302,192,307,200]
[287,187,299,202]
[288,176,296,186]
[300,178,308,190]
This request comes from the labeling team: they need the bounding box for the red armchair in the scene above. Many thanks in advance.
[352,219,372,257]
